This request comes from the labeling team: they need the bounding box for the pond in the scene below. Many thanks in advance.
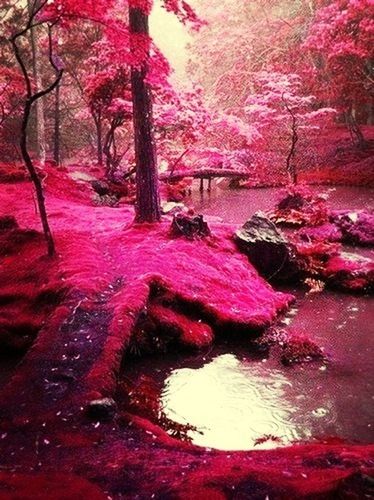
[189,184,374,224]
[125,185,374,450]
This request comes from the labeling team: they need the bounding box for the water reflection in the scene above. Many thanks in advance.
[161,354,302,450]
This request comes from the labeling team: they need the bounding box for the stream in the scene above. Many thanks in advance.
[125,184,374,450]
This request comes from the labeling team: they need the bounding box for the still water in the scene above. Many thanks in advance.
[126,185,374,450]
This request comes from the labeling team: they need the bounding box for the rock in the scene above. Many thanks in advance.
[271,186,329,226]
[0,215,18,232]
[330,210,374,246]
[336,471,374,499]
[86,397,117,422]
[278,192,306,211]
[91,180,111,197]
[235,213,302,282]
[324,252,374,293]
[170,213,211,240]
[91,179,130,204]
[161,201,188,216]
[281,335,326,366]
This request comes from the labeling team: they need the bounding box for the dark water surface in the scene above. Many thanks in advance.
[125,185,374,450]
[189,184,374,224]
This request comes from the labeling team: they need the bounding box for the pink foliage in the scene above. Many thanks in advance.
[304,0,374,110]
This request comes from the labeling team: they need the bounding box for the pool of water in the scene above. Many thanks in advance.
[189,184,374,224]
[123,185,373,450]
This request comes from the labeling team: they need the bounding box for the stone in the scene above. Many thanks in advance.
[91,180,111,197]
[86,397,117,422]
[170,213,211,240]
[324,252,374,293]
[281,336,326,366]
[235,212,302,282]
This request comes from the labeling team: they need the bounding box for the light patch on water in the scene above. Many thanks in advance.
[161,354,303,450]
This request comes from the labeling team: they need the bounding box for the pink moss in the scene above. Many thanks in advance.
[270,184,329,226]
[330,210,374,246]
[0,226,64,353]
[0,167,372,498]
[299,222,343,243]
[0,472,107,499]
[281,334,326,366]
[148,303,214,348]
[324,253,374,292]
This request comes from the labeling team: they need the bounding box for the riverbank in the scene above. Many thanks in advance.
[0,168,373,498]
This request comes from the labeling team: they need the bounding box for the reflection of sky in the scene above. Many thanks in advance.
[161,354,305,450]
[159,286,374,450]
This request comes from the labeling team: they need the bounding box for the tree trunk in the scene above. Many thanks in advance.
[283,96,298,184]
[53,83,60,166]
[28,0,46,165]
[94,113,103,165]
[21,99,55,256]
[129,3,161,223]
[346,105,366,149]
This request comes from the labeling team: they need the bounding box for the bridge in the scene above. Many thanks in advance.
[160,168,251,191]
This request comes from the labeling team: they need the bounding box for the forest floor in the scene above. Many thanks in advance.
[0,162,373,499]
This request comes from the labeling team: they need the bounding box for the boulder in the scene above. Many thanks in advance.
[235,213,302,282]
[170,213,211,240]
[271,186,329,226]
[86,397,117,422]
[281,335,326,366]
[91,179,111,197]
[324,253,374,293]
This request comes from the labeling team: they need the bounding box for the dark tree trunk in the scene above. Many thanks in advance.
[283,95,298,185]
[53,83,60,166]
[95,113,103,165]
[11,17,63,257]
[129,3,161,223]
[346,105,366,150]
[22,99,55,256]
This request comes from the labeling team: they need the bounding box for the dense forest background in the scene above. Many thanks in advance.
[1,0,373,188]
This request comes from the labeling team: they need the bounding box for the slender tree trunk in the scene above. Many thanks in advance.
[95,113,103,165]
[11,15,63,257]
[22,99,55,256]
[283,96,298,184]
[346,105,366,149]
[53,83,60,165]
[28,0,46,165]
[286,121,298,185]
[129,3,161,223]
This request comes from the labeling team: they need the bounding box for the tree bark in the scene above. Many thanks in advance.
[129,3,161,223]
[28,0,46,165]
[283,95,298,184]
[53,82,60,165]
[11,13,63,257]
[346,105,366,149]
[21,98,55,256]
[94,113,103,165]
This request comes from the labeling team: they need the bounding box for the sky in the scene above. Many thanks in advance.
[150,0,192,85]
